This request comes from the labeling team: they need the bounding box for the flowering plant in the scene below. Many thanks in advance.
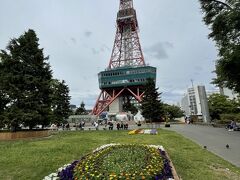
[128,129,158,135]
[44,144,174,180]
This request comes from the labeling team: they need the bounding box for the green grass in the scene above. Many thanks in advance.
[99,145,150,174]
[0,129,240,180]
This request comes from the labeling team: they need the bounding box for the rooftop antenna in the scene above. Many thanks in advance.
[191,79,194,88]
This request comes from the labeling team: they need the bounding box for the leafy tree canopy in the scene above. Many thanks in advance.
[199,0,240,93]
[163,104,184,120]
[208,93,240,120]
[0,29,53,131]
[75,102,87,115]
[0,91,9,128]
[140,78,164,122]
[123,97,138,115]
[51,79,71,124]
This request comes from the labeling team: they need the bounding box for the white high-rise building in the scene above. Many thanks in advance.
[181,94,190,115]
[181,85,210,123]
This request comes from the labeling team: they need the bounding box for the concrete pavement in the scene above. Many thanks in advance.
[163,124,240,167]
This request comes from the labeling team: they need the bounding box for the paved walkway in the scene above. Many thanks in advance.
[163,124,240,167]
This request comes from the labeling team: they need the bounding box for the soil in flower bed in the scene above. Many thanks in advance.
[59,144,174,179]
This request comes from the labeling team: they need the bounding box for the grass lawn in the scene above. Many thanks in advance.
[0,129,240,180]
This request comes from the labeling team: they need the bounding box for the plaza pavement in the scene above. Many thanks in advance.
[162,124,240,167]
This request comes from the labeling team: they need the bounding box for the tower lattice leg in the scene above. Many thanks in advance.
[92,87,144,116]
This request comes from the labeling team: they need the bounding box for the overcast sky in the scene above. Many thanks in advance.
[0,0,218,109]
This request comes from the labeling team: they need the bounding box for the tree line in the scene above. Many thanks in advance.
[208,93,240,123]
[0,29,71,131]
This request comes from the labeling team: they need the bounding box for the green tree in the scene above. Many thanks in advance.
[51,79,71,124]
[123,97,138,115]
[208,93,240,120]
[0,29,53,131]
[163,104,184,120]
[0,91,8,128]
[199,0,240,93]
[140,78,164,122]
[75,102,87,115]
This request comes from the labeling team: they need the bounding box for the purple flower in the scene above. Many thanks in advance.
[58,160,79,180]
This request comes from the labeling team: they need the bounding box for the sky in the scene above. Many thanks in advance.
[0,0,218,109]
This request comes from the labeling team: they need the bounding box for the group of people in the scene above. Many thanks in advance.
[61,123,70,130]
[52,120,131,131]
[185,116,193,124]
[50,123,70,131]
[103,121,128,130]
[116,122,128,130]
[226,120,239,131]
[78,121,85,130]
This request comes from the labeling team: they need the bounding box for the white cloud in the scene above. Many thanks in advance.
[84,31,92,38]
[145,41,173,60]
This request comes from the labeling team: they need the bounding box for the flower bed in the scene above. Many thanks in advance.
[128,129,158,135]
[44,144,177,180]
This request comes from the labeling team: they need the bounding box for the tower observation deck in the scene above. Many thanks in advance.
[92,0,156,116]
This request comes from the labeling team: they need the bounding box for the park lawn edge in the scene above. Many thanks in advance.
[0,129,239,180]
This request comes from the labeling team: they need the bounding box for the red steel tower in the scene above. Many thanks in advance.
[92,0,156,116]
[108,0,145,69]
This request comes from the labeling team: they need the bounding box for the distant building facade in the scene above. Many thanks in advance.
[206,89,220,98]
[68,115,97,123]
[181,94,191,116]
[207,87,239,100]
[220,87,239,100]
[181,85,210,123]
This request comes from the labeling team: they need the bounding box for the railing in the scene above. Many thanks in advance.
[0,130,50,140]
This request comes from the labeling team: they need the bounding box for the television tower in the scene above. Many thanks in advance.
[92,0,156,116]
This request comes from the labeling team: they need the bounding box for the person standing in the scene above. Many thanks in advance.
[117,123,120,130]
[79,122,82,130]
[94,122,99,130]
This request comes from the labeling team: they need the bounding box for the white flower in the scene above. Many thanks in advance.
[43,176,50,180]
[57,164,71,172]
[43,173,59,180]
[93,143,120,152]
[148,145,165,151]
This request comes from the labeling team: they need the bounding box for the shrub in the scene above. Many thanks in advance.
[220,114,240,123]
